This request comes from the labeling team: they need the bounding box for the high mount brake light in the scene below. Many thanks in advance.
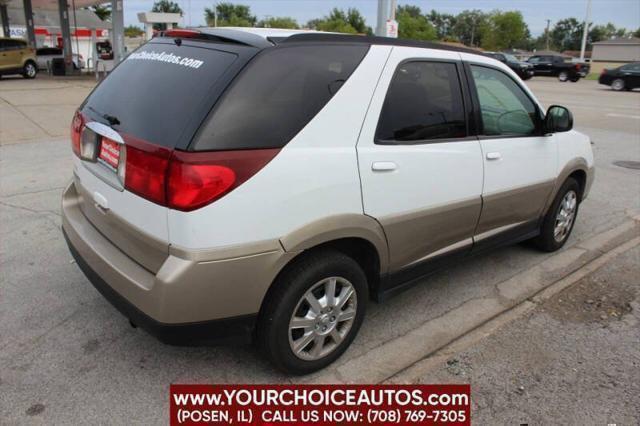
[163,29,201,38]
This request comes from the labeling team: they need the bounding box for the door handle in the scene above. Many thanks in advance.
[486,152,502,160]
[372,161,397,172]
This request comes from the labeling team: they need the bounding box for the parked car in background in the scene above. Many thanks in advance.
[96,41,113,60]
[36,47,85,70]
[598,62,640,91]
[485,52,534,80]
[62,29,594,374]
[0,37,37,79]
[527,55,590,82]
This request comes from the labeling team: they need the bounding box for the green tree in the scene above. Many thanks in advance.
[151,0,183,30]
[634,28,640,38]
[550,18,583,51]
[204,3,256,27]
[257,16,298,29]
[453,10,488,47]
[396,5,437,41]
[124,25,144,37]
[427,10,456,39]
[89,4,110,21]
[309,8,370,34]
[480,11,529,51]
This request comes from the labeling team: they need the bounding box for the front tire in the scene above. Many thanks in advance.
[22,61,37,79]
[258,249,368,375]
[611,79,625,91]
[534,178,580,252]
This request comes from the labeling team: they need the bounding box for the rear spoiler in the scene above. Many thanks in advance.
[159,28,272,49]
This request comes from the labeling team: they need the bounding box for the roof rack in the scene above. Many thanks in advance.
[282,33,481,55]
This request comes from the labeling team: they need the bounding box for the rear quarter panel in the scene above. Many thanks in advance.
[167,45,394,250]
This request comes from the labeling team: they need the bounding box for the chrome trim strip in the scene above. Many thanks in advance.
[474,221,527,242]
[405,237,472,267]
[85,121,125,144]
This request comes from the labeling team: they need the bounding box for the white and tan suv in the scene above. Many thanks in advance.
[62,28,594,374]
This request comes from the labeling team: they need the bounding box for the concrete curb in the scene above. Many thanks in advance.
[304,218,640,384]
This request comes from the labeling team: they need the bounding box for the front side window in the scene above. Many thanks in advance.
[193,44,368,151]
[470,65,539,137]
[375,61,466,143]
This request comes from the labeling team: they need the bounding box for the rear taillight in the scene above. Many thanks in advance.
[123,136,171,205]
[574,64,581,71]
[167,149,279,211]
[121,136,279,211]
[71,111,84,157]
[601,69,607,75]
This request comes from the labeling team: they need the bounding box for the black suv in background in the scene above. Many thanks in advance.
[598,62,640,91]
[485,52,534,80]
[527,54,590,82]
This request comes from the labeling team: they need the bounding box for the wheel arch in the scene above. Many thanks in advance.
[266,214,390,302]
[543,158,592,216]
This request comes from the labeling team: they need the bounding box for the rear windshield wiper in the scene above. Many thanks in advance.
[87,106,120,126]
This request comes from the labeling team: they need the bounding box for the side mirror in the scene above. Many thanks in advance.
[544,105,573,134]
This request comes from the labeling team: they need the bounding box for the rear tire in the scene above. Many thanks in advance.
[558,71,569,82]
[257,249,368,375]
[534,178,580,252]
[611,79,625,91]
[22,61,37,79]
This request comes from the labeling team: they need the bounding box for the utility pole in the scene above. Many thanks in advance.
[545,19,551,50]
[579,0,592,61]
[375,0,390,36]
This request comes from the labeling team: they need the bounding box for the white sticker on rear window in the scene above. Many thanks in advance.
[126,50,204,69]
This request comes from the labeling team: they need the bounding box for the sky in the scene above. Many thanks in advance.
[124,0,640,36]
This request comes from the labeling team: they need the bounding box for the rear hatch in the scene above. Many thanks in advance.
[71,37,257,272]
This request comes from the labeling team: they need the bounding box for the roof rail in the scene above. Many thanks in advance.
[283,33,481,55]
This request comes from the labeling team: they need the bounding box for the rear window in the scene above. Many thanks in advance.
[191,44,369,151]
[81,42,238,148]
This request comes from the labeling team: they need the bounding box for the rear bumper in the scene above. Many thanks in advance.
[61,181,294,344]
[63,227,256,345]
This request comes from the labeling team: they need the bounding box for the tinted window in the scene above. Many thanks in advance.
[621,63,640,72]
[5,39,26,50]
[471,65,539,136]
[192,44,368,151]
[375,61,466,143]
[81,42,238,148]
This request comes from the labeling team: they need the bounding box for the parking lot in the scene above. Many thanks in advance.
[1,75,639,422]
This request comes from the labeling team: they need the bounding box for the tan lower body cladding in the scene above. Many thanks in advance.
[380,197,482,271]
[380,180,556,272]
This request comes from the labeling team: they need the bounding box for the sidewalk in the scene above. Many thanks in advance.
[0,75,96,146]
[414,244,640,425]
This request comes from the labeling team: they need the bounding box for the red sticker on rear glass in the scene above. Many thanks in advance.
[99,138,120,170]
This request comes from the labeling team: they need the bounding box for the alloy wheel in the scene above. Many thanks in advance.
[612,79,625,91]
[25,63,36,78]
[288,277,357,361]
[554,190,577,243]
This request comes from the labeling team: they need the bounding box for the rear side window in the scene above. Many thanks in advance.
[81,42,238,148]
[375,61,467,143]
[192,44,369,151]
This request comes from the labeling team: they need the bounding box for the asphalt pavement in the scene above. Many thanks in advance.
[0,76,639,423]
